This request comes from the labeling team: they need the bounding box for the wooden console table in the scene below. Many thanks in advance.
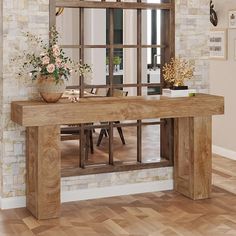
[11,94,224,219]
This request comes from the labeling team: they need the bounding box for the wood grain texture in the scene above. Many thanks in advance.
[11,94,224,127]
[55,0,173,10]
[174,116,212,200]
[26,125,61,219]
[1,186,236,236]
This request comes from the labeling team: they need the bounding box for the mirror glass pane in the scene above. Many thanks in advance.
[84,9,107,45]
[113,125,137,163]
[142,124,161,163]
[84,48,108,86]
[142,9,161,46]
[56,8,80,45]
[85,124,110,165]
[63,48,80,86]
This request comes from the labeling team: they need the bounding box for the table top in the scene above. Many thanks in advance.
[11,94,224,127]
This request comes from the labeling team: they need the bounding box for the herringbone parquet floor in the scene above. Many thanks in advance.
[0,155,236,236]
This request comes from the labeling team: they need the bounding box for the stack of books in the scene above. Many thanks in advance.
[162,88,196,97]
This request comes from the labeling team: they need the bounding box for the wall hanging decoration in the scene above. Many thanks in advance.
[228,10,236,28]
[56,7,64,16]
[209,29,227,60]
[234,39,236,60]
[210,0,218,27]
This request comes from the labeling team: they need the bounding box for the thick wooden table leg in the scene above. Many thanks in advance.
[26,125,61,219]
[174,116,212,200]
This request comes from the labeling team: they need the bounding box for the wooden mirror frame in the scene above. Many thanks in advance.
[49,0,175,176]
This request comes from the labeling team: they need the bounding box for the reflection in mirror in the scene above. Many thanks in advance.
[84,48,107,86]
[85,125,110,166]
[142,9,161,62]
[142,124,161,163]
[122,10,137,45]
[113,125,137,163]
[85,9,107,45]
[142,48,161,95]
[56,8,80,46]
[63,48,80,86]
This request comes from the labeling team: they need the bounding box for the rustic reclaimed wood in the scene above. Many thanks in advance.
[11,94,224,127]
[26,125,61,220]
[55,0,173,10]
[174,116,212,199]
[11,94,224,220]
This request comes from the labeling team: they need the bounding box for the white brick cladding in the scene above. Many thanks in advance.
[0,0,209,199]
[175,0,210,92]
[0,0,49,198]
[61,167,173,191]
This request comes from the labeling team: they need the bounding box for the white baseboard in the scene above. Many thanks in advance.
[0,196,26,210]
[0,180,173,210]
[61,180,174,203]
[213,145,236,161]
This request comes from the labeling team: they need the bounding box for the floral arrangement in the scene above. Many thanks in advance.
[13,27,91,83]
[162,57,194,87]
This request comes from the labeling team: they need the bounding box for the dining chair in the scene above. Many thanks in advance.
[97,89,128,146]
[61,126,94,160]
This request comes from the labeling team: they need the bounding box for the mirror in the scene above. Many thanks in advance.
[55,7,163,95]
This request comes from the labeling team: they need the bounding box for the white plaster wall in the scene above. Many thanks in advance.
[0,0,3,198]
[209,0,236,153]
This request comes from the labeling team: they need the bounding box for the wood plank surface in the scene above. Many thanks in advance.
[174,116,212,200]
[26,125,61,219]
[55,0,173,10]
[11,94,224,127]
[1,186,236,236]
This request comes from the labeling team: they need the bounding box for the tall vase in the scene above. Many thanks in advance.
[37,75,66,103]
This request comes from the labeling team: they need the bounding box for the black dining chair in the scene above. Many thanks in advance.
[61,126,94,160]
[96,89,128,146]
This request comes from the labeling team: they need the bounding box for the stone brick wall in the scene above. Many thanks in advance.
[1,0,49,198]
[62,167,173,191]
[0,0,210,199]
[175,0,210,93]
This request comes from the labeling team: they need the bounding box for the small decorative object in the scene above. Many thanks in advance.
[113,56,122,72]
[13,27,91,103]
[162,88,196,98]
[162,57,194,90]
[209,29,227,60]
[210,0,218,27]
[234,39,236,60]
[56,7,64,16]
[229,10,236,28]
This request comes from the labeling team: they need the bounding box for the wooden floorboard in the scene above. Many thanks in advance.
[212,154,236,194]
[0,155,235,235]
[0,186,235,236]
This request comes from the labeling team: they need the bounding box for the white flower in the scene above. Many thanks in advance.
[29,73,32,77]
[46,64,55,73]
[42,56,50,65]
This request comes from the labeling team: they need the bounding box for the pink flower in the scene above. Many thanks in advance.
[46,64,55,73]
[42,56,50,65]
[52,45,60,50]
[55,58,62,67]
[52,45,60,57]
